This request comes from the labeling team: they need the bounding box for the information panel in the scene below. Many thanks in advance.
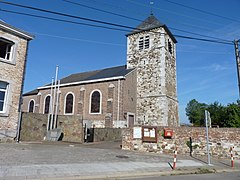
[142,126,157,143]
[133,127,142,139]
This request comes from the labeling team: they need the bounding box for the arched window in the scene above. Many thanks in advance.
[90,90,101,114]
[44,95,51,114]
[65,93,74,114]
[28,99,35,113]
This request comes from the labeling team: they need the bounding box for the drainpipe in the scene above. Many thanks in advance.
[117,79,120,127]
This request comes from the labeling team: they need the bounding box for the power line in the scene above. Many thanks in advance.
[91,0,233,38]
[168,27,231,43]
[126,0,224,26]
[174,34,233,45]
[62,0,141,22]
[0,8,129,32]
[32,32,125,46]
[63,0,231,43]
[0,1,233,46]
[0,0,136,30]
[163,0,240,24]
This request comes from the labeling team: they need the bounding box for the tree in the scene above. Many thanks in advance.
[185,99,207,126]
[185,99,240,128]
[225,103,240,128]
[207,102,227,127]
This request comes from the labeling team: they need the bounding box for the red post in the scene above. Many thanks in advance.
[230,147,234,168]
[173,147,178,170]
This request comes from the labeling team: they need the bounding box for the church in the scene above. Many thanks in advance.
[22,15,179,128]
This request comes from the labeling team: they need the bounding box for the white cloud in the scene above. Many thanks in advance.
[180,63,232,72]
[209,22,240,40]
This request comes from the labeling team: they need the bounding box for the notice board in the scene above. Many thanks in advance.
[133,127,142,139]
[142,126,157,143]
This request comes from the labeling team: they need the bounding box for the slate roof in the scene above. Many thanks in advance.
[23,65,134,96]
[59,65,133,84]
[23,89,39,96]
[127,14,177,43]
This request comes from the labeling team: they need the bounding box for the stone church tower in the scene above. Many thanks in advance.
[126,15,179,127]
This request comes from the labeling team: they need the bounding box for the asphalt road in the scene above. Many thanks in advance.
[124,172,240,180]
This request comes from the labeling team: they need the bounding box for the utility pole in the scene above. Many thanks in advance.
[205,110,212,166]
[234,39,240,98]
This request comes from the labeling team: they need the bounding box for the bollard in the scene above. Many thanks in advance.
[230,147,234,168]
[173,147,178,170]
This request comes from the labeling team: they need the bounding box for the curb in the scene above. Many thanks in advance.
[32,167,240,180]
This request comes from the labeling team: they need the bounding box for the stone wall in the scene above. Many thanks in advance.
[93,128,122,142]
[20,113,47,141]
[57,114,83,143]
[126,26,179,127]
[20,112,83,143]
[122,127,240,159]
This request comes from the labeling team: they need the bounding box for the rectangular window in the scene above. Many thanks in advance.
[0,38,14,61]
[0,81,8,113]
[139,37,144,50]
[139,36,150,50]
[144,36,149,49]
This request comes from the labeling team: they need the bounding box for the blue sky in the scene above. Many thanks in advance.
[0,0,239,124]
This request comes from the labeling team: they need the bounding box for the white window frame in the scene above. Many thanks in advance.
[89,89,102,115]
[28,99,35,113]
[64,92,75,115]
[0,81,9,114]
[43,94,51,114]
[139,35,150,50]
[0,36,16,64]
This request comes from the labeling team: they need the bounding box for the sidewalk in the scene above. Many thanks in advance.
[0,141,239,180]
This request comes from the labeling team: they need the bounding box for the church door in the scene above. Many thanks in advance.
[128,114,135,128]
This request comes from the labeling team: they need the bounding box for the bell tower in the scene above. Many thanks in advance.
[126,14,179,126]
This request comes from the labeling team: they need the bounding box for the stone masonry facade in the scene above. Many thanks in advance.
[20,112,83,143]
[127,27,179,126]
[122,127,240,159]
[0,22,33,141]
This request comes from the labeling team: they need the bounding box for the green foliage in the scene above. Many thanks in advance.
[224,103,240,127]
[185,99,240,128]
[185,99,207,126]
[207,102,227,127]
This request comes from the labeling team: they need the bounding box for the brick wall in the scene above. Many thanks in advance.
[122,127,240,159]
[22,74,138,128]
[0,29,29,140]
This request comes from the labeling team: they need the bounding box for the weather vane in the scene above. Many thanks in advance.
[150,1,154,15]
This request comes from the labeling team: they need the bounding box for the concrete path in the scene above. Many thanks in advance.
[0,141,238,179]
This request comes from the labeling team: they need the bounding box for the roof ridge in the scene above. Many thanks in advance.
[0,20,34,40]
[68,65,126,76]
[127,15,163,36]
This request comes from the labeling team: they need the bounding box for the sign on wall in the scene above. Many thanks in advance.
[142,126,157,143]
[133,127,142,139]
